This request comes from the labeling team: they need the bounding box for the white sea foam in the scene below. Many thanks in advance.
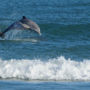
[0,56,90,81]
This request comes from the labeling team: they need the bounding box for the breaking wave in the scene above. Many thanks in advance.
[0,56,90,81]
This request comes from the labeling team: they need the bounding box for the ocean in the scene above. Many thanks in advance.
[0,0,90,90]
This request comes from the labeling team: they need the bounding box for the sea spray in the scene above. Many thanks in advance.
[4,30,22,40]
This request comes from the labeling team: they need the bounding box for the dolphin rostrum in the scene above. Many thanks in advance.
[0,16,41,38]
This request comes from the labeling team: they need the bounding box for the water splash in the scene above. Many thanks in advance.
[4,30,22,40]
[0,30,40,42]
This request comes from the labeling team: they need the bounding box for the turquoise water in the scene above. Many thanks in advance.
[0,0,90,89]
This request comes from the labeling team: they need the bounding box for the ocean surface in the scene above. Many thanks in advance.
[0,0,90,90]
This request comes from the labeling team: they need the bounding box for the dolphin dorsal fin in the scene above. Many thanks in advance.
[22,16,26,19]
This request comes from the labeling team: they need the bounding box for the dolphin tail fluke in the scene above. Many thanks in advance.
[0,32,4,38]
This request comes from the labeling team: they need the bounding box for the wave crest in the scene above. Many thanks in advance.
[0,56,90,81]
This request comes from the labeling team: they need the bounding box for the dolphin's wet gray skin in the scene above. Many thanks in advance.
[0,16,41,38]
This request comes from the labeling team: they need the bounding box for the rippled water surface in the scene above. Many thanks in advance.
[0,0,90,90]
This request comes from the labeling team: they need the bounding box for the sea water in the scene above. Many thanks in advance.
[0,0,90,90]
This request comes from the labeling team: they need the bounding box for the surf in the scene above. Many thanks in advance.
[0,56,90,81]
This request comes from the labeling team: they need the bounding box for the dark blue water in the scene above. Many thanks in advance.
[0,0,90,90]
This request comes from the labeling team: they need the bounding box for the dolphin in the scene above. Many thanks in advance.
[0,16,41,38]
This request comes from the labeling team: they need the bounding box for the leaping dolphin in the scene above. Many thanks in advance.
[0,16,41,38]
